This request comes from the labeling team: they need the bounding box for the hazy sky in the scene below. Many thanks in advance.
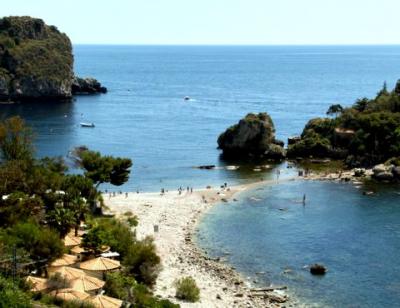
[3,0,400,45]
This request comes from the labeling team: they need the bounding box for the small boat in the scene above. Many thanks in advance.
[184,96,190,101]
[80,122,95,128]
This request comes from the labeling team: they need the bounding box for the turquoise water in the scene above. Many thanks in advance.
[197,180,400,307]
[1,45,400,191]
[1,45,400,306]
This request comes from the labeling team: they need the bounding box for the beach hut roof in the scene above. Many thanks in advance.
[70,274,105,292]
[26,276,48,292]
[79,257,120,271]
[49,288,90,301]
[89,294,123,308]
[50,254,78,267]
[64,233,82,247]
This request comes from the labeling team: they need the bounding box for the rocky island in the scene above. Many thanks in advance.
[0,16,106,102]
[218,112,286,160]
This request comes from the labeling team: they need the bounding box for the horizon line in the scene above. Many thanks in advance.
[71,43,400,47]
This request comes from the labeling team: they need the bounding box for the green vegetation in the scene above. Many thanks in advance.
[174,277,200,302]
[82,218,161,286]
[0,116,182,307]
[0,276,32,308]
[104,272,179,308]
[77,149,132,188]
[287,81,400,167]
[0,16,73,99]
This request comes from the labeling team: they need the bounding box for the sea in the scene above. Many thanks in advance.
[1,45,400,307]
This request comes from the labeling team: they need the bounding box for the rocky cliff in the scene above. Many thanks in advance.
[0,16,106,101]
[218,113,286,160]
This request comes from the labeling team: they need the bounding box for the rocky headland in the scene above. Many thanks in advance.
[218,112,286,160]
[0,16,106,102]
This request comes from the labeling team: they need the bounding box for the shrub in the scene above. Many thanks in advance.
[83,218,135,256]
[174,277,200,302]
[104,272,179,308]
[0,275,32,308]
[127,216,138,227]
[123,236,161,286]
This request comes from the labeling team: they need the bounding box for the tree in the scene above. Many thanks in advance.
[77,150,132,188]
[46,206,75,238]
[1,221,64,263]
[0,116,34,162]
[326,104,344,117]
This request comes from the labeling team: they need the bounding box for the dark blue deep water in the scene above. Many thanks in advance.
[1,45,400,306]
[1,45,400,190]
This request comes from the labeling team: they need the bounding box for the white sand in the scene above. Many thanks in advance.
[104,182,293,308]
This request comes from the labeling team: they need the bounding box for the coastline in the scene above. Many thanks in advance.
[104,178,298,308]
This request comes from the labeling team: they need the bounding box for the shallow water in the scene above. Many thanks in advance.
[197,180,400,307]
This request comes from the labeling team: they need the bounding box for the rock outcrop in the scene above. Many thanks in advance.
[217,113,285,160]
[71,77,107,95]
[372,163,400,182]
[0,16,106,101]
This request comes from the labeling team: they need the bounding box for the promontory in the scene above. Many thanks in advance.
[0,16,106,102]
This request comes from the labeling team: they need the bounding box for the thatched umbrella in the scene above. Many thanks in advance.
[71,245,86,255]
[53,266,105,293]
[79,257,120,271]
[89,294,123,308]
[53,266,85,280]
[70,274,105,293]
[26,276,48,292]
[49,288,90,301]
[63,233,82,247]
[50,254,78,267]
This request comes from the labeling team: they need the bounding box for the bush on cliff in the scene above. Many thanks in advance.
[288,81,400,166]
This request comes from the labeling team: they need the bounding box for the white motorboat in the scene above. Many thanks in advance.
[80,122,95,128]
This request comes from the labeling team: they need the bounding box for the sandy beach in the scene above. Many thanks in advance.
[104,180,296,308]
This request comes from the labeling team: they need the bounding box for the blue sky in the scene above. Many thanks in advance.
[3,0,400,45]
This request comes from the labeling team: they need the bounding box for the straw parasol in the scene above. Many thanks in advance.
[71,245,86,255]
[79,257,120,271]
[52,266,105,292]
[53,266,85,280]
[64,233,82,247]
[50,254,78,267]
[49,288,90,301]
[26,276,48,292]
[89,294,123,308]
[70,274,105,292]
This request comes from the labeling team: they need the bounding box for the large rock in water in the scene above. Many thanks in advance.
[71,77,107,94]
[0,16,106,101]
[218,113,286,160]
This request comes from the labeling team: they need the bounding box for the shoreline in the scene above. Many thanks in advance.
[103,167,381,307]
[104,178,298,307]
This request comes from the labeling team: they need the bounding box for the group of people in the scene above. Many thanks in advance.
[177,186,193,195]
